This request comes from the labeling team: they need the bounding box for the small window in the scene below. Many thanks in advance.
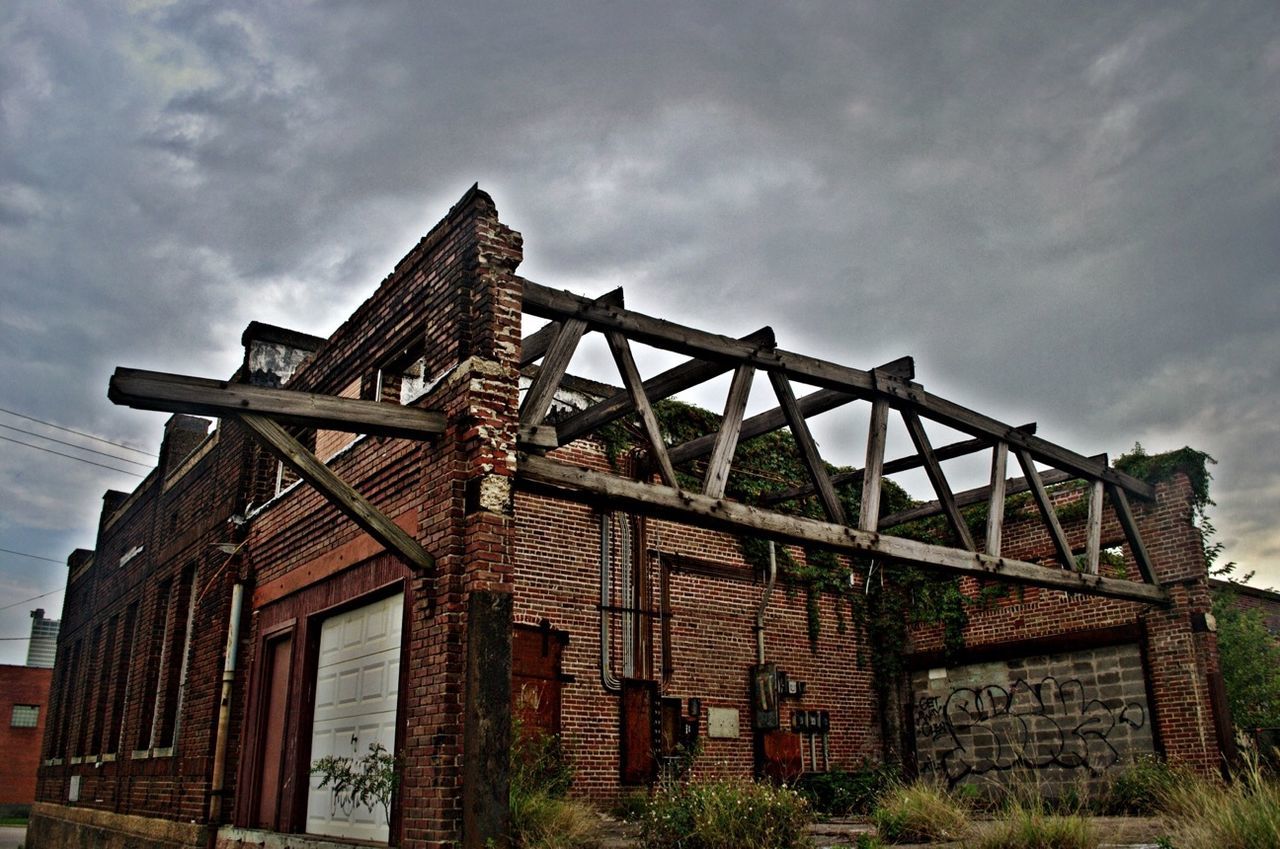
[12,704,39,728]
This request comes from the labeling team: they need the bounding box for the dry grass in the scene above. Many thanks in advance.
[975,799,1098,849]
[871,781,970,844]
[1157,759,1280,849]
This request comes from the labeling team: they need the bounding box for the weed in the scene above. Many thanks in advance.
[976,799,1097,849]
[639,778,813,849]
[871,781,969,844]
[795,763,898,816]
[1157,757,1280,849]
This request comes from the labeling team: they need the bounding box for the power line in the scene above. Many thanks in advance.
[0,422,153,468]
[0,406,154,457]
[0,547,64,564]
[0,434,145,477]
[0,588,64,612]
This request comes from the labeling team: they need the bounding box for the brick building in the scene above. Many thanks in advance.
[0,662,53,817]
[31,188,1228,848]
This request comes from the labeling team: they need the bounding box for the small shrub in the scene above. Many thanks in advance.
[976,800,1097,849]
[1157,758,1280,849]
[610,790,650,823]
[1099,756,1182,815]
[871,781,969,844]
[639,778,813,849]
[796,763,898,816]
[311,741,399,825]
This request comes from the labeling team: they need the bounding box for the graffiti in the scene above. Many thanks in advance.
[915,676,1147,786]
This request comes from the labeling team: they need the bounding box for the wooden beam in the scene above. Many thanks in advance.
[520,288,624,367]
[604,331,678,487]
[901,409,975,551]
[860,400,889,532]
[880,464,1082,528]
[515,454,1169,605]
[1086,478,1105,575]
[522,280,1154,499]
[1107,483,1159,586]
[519,318,587,427]
[668,387,855,467]
[109,368,445,439]
[761,424,1037,506]
[238,413,434,573]
[555,327,775,445]
[986,442,1008,556]
[769,371,845,524]
[703,364,755,499]
[1015,448,1077,572]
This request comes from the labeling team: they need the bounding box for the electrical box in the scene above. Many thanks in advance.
[708,707,740,738]
[751,664,779,730]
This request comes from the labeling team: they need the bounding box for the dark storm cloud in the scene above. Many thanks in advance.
[1,0,1277,659]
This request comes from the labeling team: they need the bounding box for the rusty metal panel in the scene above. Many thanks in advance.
[620,678,657,785]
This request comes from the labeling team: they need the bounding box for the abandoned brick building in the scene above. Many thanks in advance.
[31,187,1231,849]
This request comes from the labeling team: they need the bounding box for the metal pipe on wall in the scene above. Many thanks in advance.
[599,513,620,692]
[755,542,777,665]
[207,581,244,825]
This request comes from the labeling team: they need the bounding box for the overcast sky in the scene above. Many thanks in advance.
[1,1,1277,663]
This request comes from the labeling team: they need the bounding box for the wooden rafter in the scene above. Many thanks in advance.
[901,409,975,552]
[703,364,755,499]
[986,442,1009,556]
[239,414,434,572]
[879,462,1092,529]
[520,318,588,427]
[522,280,1153,499]
[1107,483,1159,585]
[516,453,1167,605]
[761,423,1037,506]
[1015,448,1077,571]
[554,327,775,446]
[604,331,678,487]
[108,368,445,439]
[520,288,623,367]
[860,400,889,532]
[1085,478,1105,575]
[769,372,845,524]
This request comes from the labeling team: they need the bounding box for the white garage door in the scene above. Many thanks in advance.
[306,592,403,841]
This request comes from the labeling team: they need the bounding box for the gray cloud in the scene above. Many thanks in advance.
[1,0,1277,660]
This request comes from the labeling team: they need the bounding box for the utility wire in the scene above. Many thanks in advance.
[0,588,64,612]
[0,406,154,457]
[0,547,64,564]
[0,434,145,477]
[0,422,153,468]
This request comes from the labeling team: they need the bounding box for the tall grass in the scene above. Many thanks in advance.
[975,799,1097,849]
[508,724,600,849]
[871,781,969,844]
[1158,758,1280,849]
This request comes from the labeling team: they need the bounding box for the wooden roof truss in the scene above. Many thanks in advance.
[515,280,1166,606]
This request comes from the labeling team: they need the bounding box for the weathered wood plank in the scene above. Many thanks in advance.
[605,331,678,487]
[515,454,1168,605]
[902,409,975,551]
[703,364,755,499]
[520,288,624,367]
[880,464,1081,528]
[517,425,558,450]
[555,327,775,445]
[522,279,1154,499]
[860,400,889,532]
[986,442,1009,556]
[1107,483,1159,586]
[1015,448,1077,572]
[1086,478,1105,575]
[769,371,845,524]
[239,413,434,572]
[668,387,856,466]
[761,424,1037,506]
[519,318,587,428]
[109,368,445,439]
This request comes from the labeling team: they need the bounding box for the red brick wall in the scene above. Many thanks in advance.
[0,665,53,808]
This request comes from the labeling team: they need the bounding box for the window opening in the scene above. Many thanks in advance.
[11,705,39,728]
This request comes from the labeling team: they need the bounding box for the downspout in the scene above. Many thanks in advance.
[208,580,244,827]
[755,542,777,665]
[599,513,620,692]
